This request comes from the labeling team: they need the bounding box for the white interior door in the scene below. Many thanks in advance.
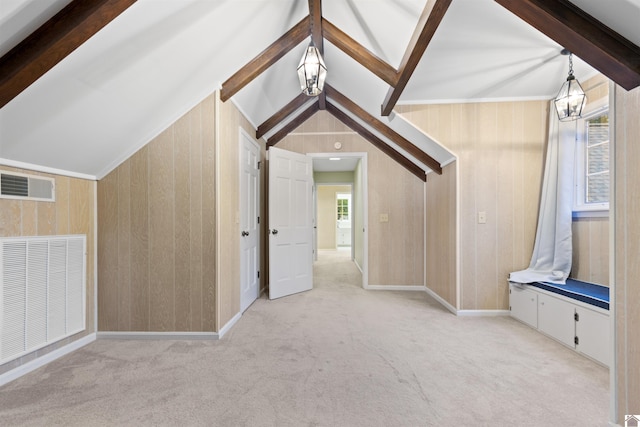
[268,146,313,299]
[240,131,260,312]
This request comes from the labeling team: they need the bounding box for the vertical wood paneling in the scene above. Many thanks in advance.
[129,147,150,331]
[190,103,203,331]
[149,128,175,331]
[174,112,191,331]
[55,176,70,235]
[426,162,456,306]
[475,103,499,310]
[615,84,640,422]
[202,95,216,332]
[98,172,118,331]
[397,99,547,310]
[21,201,37,235]
[37,200,56,235]
[117,161,131,330]
[0,199,21,235]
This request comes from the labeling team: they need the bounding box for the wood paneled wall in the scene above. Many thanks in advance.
[0,169,95,373]
[425,162,456,307]
[397,101,547,310]
[216,96,264,328]
[614,83,640,422]
[571,73,610,286]
[278,111,425,287]
[98,94,216,332]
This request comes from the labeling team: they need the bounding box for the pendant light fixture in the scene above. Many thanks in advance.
[554,49,587,121]
[297,39,327,96]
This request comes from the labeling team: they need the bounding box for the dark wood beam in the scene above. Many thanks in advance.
[318,91,326,110]
[220,16,311,102]
[0,0,137,109]
[256,93,310,139]
[381,0,452,116]
[495,0,640,91]
[267,101,320,147]
[326,102,426,182]
[325,84,442,174]
[309,0,323,53]
[322,18,399,87]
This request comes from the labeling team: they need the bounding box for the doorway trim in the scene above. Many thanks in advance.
[308,152,368,289]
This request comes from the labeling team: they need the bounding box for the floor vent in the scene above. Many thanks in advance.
[0,236,85,364]
[0,171,55,202]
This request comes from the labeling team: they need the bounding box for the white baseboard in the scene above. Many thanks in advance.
[456,310,511,317]
[354,259,364,274]
[364,285,425,291]
[0,333,96,387]
[97,331,219,340]
[218,311,242,339]
[424,287,457,314]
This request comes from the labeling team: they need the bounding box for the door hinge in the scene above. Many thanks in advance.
[574,312,579,322]
[574,336,579,345]
[257,271,260,279]
[509,306,511,311]
[257,161,261,170]
[257,216,260,224]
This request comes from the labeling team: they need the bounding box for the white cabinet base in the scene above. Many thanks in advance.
[509,282,609,367]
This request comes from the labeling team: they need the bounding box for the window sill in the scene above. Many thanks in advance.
[572,209,609,219]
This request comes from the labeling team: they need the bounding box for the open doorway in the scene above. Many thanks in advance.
[310,153,367,288]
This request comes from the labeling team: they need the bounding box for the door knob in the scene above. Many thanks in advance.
[271,229,278,235]
[241,231,249,237]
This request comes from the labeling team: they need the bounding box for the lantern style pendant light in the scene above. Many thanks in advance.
[297,39,327,96]
[554,49,587,121]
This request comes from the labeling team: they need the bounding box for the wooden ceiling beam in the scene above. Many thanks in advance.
[380,0,452,116]
[267,101,320,147]
[257,93,310,139]
[494,0,640,91]
[322,18,399,87]
[220,16,311,102]
[309,0,323,53]
[326,102,426,182]
[325,84,442,174]
[0,0,137,109]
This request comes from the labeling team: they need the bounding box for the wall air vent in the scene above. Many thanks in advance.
[0,171,55,202]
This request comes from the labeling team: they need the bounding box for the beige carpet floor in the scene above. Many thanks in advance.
[0,249,609,426]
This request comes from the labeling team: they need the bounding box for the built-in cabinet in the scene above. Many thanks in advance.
[509,282,610,367]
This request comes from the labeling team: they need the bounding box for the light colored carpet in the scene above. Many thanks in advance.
[0,250,609,426]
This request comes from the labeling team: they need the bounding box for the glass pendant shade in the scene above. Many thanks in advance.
[297,43,327,96]
[554,52,586,122]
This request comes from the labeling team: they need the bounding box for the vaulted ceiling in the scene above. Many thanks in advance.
[0,0,639,179]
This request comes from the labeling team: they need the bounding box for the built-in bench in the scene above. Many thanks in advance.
[509,278,609,367]
[527,278,609,310]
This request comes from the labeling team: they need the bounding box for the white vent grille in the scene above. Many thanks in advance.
[0,171,55,202]
[0,236,86,364]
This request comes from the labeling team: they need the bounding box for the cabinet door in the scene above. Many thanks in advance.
[509,284,538,328]
[575,307,610,366]
[538,293,576,348]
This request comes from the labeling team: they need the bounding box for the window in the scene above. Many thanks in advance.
[573,99,609,216]
[337,197,349,221]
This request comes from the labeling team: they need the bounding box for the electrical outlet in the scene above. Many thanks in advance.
[379,213,389,223]
[478,211,487,224]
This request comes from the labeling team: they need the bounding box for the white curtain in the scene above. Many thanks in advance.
[510,102,575,285]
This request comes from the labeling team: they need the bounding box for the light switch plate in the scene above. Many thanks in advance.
[478,211,487,224]
[380,213,389,223]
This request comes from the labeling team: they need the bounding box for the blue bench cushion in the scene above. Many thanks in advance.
[529,278,609,310]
